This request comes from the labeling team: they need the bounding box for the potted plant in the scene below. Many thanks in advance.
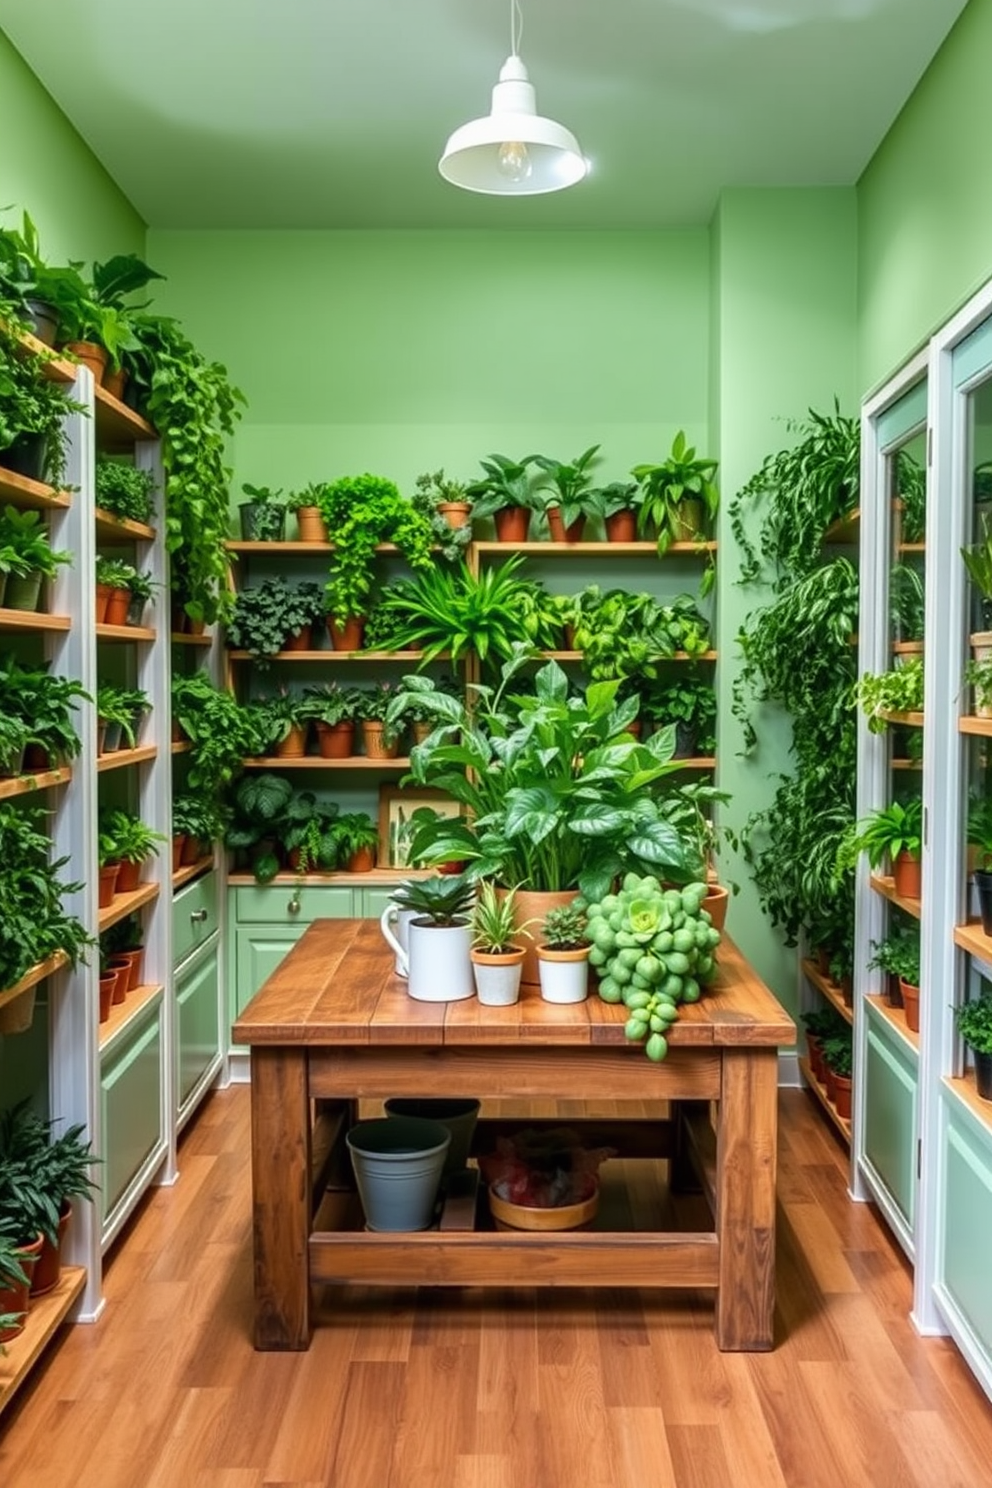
[316,473,434,639]
[641,671,717,757]
[356,681,404,759]
[95,554,136,625]
[961,513,992,653]
[965,656,992,719]
[96,683,141,752]
[99,809,165,894]
[413,469,474,533]
[382,876,475,1002]
[478,1127,611,1232]
[0,320,78,487]
[470,882,529,1006]
[631,430,719,553]
[0,505,71,612]
[868,929,921,1006]
[955,991,992,1101]
[288,482,329,543]
[238,482,289,542]
[465,452,542,542]
[95,457,156,525]
[247,692,310,759]
[376,557,534,664]
[588,480,642,543]
[888,934,921,1031]
[0,1238,29,1346]
[822,1034,854,1118]
[297,682,360,758]
[531,445,601,542]
[282,794,342,877]
[800,1007,846,1083]
[30,1115,98,1295]
[172,793,227,867]
[854,657,925,731]
[100,914,145,992]
[225,772,294,883]
[226,577,327,662]
[336,811,379,873]
[171,672,262,792]
[0,653,88,769]
[536,901,591,1004]
[838,797,923,901]
[124,568,156,627]
[968,793,992,934]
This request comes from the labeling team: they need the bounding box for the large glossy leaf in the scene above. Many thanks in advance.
[568,803,627,836]
[627,818,690,867]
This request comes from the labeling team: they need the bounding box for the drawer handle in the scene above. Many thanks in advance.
[190,908,209,924]
[287,896,301,915]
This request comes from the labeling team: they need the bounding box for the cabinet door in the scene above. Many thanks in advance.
[176,936,221,1115]
[359,886,399,920]
[234,926,309,1018]
[100,1000,165,1225]
[864,1010,918,1230]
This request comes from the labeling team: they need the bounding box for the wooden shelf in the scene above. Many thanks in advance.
[172,739,192,754]
[898,542,926,555]
[959,715,992,737]
[473,540,717,556]
[866,994,919,1051]
[96,623,156,642]
[891,640,924,655]
[869,874,921,920]
[0,1265,86,1419]
[10,326,76,383]
[0,466,70,511]
[94,506,156,542]
[96,744,157,774]
[798,1057,852,1144]
[944,1072,992,1135]
[171,631,213,647]
[878,709,924,727]
[99,982,163,1052]
[822,508,860,544]
[241,755,411,770]
[227,648,435,663]
[228,868,433,887]
[670,756,716,770]
[953,921,992,965]
[891,757,923,770]
[226,540,407,555]
[94,386,155,448]
[541,649,717,663]
[800,958,853,1025]
[0,765,71,799]
[0,607,70,632]
[172,856,214,890]
[98,881,160,934]
[0,952,69,1016]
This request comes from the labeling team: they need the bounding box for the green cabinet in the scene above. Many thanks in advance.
[176,937,221,1116]
[863,1003,918,1232]
[100,996,166,1226]
[938,1087,992,1369]
[173,873,219,965]
[229,883,355,1031]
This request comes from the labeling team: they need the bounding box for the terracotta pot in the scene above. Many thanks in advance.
[63,340,108,385]
[437,859,468,875]
[362,720,400,759]
[497,886,577,991]
[31,1202,72,1297]
[316,720,356,758]
[283,626,314,652]
[805,1033,825,1084]
[702,883,729,931]
[327,615,365,651]
[347,845,377,873]
[546,507,586,544]
[98,863,121,908]
[172,835,186,871]
[99,973,116,1023]
[187,618,206,637]
[95,582,113,625]
[0,1234,43,1343]
[115,858,144,894]
[605,510,637,542]
[815,946,831,976]
[494,506,531,543]
[171,604,188,634]
[276,724,309,758]
[23,743,53,772]
[107,954,134,996]
[892,849,922,901]
[411,721,433,746]
[181,836,206,866]
[112,948,144,993]
[438,501,472,530]
[103,587,131,627]
[295,506,328,543]
[824,1064,838,1106]
[832,1072,853,1121]
[899,978,921,1033]
[103,366,127,401]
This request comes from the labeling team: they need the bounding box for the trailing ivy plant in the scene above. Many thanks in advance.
[853,657,924,733]
[123,313,245,626]
[316,474,434,623]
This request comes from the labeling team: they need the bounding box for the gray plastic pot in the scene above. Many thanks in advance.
[383,1098,480,1174]
[346,1116,450,1231]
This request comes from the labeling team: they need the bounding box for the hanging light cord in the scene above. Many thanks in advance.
[510,0,523,57]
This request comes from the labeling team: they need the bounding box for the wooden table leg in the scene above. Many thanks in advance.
[715,1047,778,1351]
[249,1045,312,1350]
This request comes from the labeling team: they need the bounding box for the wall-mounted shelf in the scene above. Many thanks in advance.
[0,608,71,632]
[96,745,157,774]
[953,922,992,964]
[878,709,924,727]
[226,648,434,663]
[95,623,156,643]
[866,994,919,1051]
[0,951,68,1016]
[801,958,854,1025]
[0,467,70,511]
[170,632,213,647]
[0,766,72,800]
[241,755,410,770]
[0,1266,86,1420]
[959,716,992,737]
[98,982,164,1052]
[171,856,214,891]
[822,508,860,544]
[798,1056,852,1145]
[97,881,160,934]
[869,874,921,920]
[93,386,155,449]
[93,507,156,542]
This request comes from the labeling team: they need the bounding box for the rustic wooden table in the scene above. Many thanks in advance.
[233,918,796,1353]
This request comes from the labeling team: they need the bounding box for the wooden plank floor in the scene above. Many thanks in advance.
[2,1087,992,1487]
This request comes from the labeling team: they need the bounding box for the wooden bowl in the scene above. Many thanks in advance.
[488,1181,599,1232]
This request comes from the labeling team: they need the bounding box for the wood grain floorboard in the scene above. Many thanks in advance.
[1,1087,991,1488]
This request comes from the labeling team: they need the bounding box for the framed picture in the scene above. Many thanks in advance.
[378,787,463,870]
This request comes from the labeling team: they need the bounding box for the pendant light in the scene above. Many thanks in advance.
[439,0,588,196]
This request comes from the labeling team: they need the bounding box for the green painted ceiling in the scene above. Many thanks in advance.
[0,0,969,229]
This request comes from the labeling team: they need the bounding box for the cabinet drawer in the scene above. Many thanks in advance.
[233,884,353,925]
[173,873,219,966]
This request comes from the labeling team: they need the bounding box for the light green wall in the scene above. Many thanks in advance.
[0,29,144,262]
[858,0,992,393]
[712,188,859,1010]
[145,228,711,493]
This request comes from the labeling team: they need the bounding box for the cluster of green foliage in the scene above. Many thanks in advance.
[0,804,93,990]
[389,875,475,927]
[0,505,71,582]
[0,1098,98,1252]
[226,577,327,663]
[854,656,924,732]
[172,792,230,847]
[171,672,262,792]
[0,322,80,488]
[640,670,716,754]
[97,809,165,867]
[225,773,377,882]
[869,926,921,987]
[317,474,435,623]
[956,991,992,1055]
[95,458,156,524]
[0,653,88,769]
[96,683,149,749]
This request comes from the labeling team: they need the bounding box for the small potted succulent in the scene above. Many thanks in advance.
[470,882,530,1006]
[536,901,591,1004]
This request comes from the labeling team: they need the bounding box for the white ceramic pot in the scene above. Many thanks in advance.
[470,948,526,1006]
[381,915,474,1002]
[536,947,590,1004]
[380,902,417,977]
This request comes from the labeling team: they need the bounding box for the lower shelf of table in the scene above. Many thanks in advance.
[0,1266,85,1419]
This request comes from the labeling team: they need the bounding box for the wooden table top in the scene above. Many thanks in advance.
[233,920,795,1051]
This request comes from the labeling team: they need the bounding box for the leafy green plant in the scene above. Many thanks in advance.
[375,557,536,664]
[641,671,717,753]
[0,804,92,989]
[316,473,434,623]
[955,992,992,1055]
[281,792,342,875]
[587,480,641,523]
[822,1033,853,1078]
[171,672,261,791]
[471,882,528,954]
[890,561,925,643]
[335,811,379,861]
[172,792,229,846]
[388,649,696,900]
[0,1099,98,1253]
[296,682,361,727]
[0,320,81,488]
[967,793,992,872]
[95,555,137,590]
[631,430,719,553]
[95,457,156,524]
[226,577,327,663]
[962,512,992,626]
[965,657,992,714]
[100,913,143,957]
[389,875,475,926]
[0,711,30,773]
[225,773,295,882]
[854,657,924,732]
[0,653,88,763]
[572,587,712,685]
[541,902,589,950]
[410,470,473,563]
[96,683,147,748]
[239,482,289,541]
[98,809,165,864]
[465,453,542,521]
[0,505,71,579]
[897,448,927,544]
[837,798,923,876]
[531,445,601,531]
[730,402,859,585]
[869,929,921,986]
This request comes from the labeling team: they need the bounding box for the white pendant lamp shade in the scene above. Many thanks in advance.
[439,54,587,196]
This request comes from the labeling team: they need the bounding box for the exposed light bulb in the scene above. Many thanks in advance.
[496,140,532,183]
